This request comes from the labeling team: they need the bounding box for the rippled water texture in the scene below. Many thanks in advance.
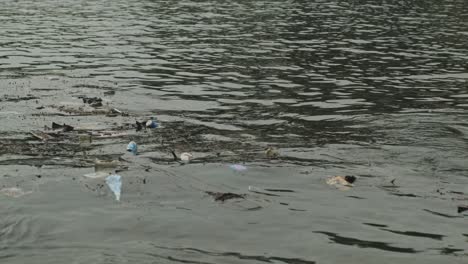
[0,0,467,263]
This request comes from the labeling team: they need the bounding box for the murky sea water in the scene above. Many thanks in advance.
[0,0,467,263]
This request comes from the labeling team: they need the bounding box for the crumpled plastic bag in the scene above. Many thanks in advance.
[106,174,122,201]
[326,175,356,191]
[127,141,137,155]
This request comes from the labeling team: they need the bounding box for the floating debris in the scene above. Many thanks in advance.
[326,175,357,190]
[458,206,468,214]
[83,172,109,179]
[108,108,128,117]
[180,152,193,163]
[106,174,122,201]
[136,121,144,131]
[127,141,138,155]
[51,122,74,132]
[30,131,53,141]
[265,147,279,158]
[229,164,247,172]
[205,191,245,202]
[146,119,158,128]
[81,96,103,107]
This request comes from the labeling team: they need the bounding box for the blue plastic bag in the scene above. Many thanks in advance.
[127,141,137,155]
[146,120,158,128]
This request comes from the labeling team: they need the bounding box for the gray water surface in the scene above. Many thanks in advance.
[0,0,467,263]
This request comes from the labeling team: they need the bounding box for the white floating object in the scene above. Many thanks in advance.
[180,152,193,163]
[106,174,122,201]
[229,164,247,172]
[146,120,158,128]
[83,172,109,179]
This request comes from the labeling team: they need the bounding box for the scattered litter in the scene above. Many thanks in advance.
[205,191,245,202]
[108,108,128,116]
[106,174,122,201]
[51,122,74,132]
[326,175,357,190]
[265,147,279,158]
[127,141,138,155]
[229,164,247,172]
[0,187,32,198]
[180,152,193,163]
[146,119,158,128]
[30,131,53,141]
[81,96,103,107]
[458,206,468,214]
[83,172,109,179]
[135,121,144,131]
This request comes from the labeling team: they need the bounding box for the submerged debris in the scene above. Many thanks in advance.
[205,191,246,202]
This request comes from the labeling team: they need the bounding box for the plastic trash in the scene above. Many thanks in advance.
[127,141,138,155]
[229,164,247,172]
[326,175,356,191]
[265,147,279,158]
[146,119,158,128]
[83,172,109,179]
[180,152,193,163]
[106,174,122,201]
